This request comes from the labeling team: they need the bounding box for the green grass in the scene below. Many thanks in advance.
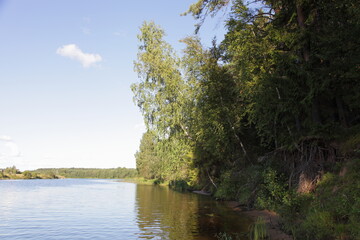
[249,217,268,240]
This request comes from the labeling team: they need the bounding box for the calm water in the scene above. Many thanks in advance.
[0,179,250,239]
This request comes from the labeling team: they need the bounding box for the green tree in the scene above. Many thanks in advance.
[135,131,161,179]
[189,0,360,146]
[4,166,19,175]
[132,22,197,182]
[22,171,32,179]
[132,21,187,137]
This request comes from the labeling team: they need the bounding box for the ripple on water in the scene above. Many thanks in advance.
[0,179,251,240]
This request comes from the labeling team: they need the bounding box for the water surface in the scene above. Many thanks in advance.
[0,179,250,239]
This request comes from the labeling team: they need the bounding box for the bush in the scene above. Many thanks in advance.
[296,159,360,240]
[4,166,19,175]
[214,170,239,200]
[22,171,32,179]
[214,166,262,207]
[278,191,313,236]
[169,180,190,192]
[255,168,287,211]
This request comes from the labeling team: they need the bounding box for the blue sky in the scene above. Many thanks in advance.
[0,0,227,170]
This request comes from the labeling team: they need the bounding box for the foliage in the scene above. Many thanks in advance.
[183,0,231,33]
[297,159,360,240]
[215,166,262,207]
[0,166,43,179]
[135,131,161,179]
[243,159,360,240]
[255,168,287,210]
[132,21,186,138]
[132,22,198,183]
[22,171,33,179]
[221,0,360,147]
[1,166,22,179]
[214,170,239,200]
[132,2,360,239]
[168,180,190,192]
[340,126,360,156]
[4,166,20,175]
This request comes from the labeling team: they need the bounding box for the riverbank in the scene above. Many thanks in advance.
[0,166,64,180]
[0,174,63,180]
[119,177,168,186]
[126,178,292,239]
[124,166,360,240]
[225,201,293,240]
[190,189,293,240]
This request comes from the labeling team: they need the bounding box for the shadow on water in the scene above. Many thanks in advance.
[135,184,251,240]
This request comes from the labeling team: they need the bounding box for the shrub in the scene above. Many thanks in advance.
[169,180,189,192]
[22,171,32,179]
[298,159,360,240]
[214,165,262,207]
[255,168,287,211]
[214,170,239,200]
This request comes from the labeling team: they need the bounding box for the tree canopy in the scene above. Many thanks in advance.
[132,2,360,238]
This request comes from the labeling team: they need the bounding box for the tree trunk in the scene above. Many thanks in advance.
[312,97,322,125]
[336,95,348,127]
[295,115,302,132]
[296,4,310,62]
[297,4,322,126]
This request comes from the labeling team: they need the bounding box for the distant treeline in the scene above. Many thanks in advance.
[0,166,54,179]
[32,167,138,179]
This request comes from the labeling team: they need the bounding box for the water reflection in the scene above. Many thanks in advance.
[135,185,198,239]
[0,179,250,240]
[135,184,251,240]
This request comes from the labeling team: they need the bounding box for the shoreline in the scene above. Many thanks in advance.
[224,201,293,240]
[191,190,293,240]
[121,180,293,239]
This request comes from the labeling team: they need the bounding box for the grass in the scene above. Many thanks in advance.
[249,217,268,240]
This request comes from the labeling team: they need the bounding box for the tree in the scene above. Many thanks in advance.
[22,171,32,179]
[132,22,196,182]
[189,0,360,146]
[132,21,186,138]
[135,131,161,179]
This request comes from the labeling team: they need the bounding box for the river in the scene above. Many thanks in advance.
[0,179,251,239]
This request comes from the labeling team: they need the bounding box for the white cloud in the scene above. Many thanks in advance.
[0,136,21,158]
[82,27,91,35]
[56,44,102,68]
[3,142,21,157]
[0,135,23,169]
[0,135,12,141]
